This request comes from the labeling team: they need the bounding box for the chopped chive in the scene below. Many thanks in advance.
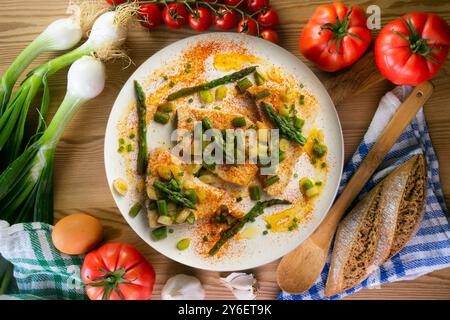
[293,173,299,178]
[299,94,305,105]
[158,102,174,113]
[151,226,168,241]
[169,81,175,88]
[236,77,253,93]
[263,175,280,187]
[177,171,184,177]
[213,106,221,110]
[294,117,305,130]
[119,137,125,145]
[188,98,194,103]
[232,117,246,128]
[299,83,304,88]
[168,228,174,234]
[266,223,272,229]
[263,230,268,235]
[302,179,314,190]
[202,116,213,130]
[187,117,193,123]
[253,89,271,100]
[315,180,323,186]
[163,75,169,81]
[278,150,286,162]
[248,185,261,201]
[321,162,327,168]
[129,132,136,139]
[117,145,125,153]
[148,200,157,210]
[254,71,266,85]
[184,189,198,204]
[154,111,170,124]
[157,199,168,216]
[236,196,243,202]
[248,124,257,130]
[203,235,209,242]
[129,202,142,218]
[126,144,133,152]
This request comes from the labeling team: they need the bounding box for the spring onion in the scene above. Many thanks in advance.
[0,56,106,225]
[0,11,129,166]
[0,17,83,114]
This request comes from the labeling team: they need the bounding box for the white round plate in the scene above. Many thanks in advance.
[105,33,343,271]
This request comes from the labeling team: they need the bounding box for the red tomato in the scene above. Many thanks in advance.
[299,2,372,72]
[238,18,258,36]
[138,4,162,29]
[189,7,213,32]
[257,9,279,28]
[261,29,279,43]
[162,3,188,29]
[81,243,155,300]
[375,13,450,85]
[214,8,239,30]
[247,0,269,13]
[105,0,127,4]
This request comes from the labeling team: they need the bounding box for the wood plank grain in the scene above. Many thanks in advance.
[1,0,450,300]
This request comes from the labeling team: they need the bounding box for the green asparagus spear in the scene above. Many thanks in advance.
[209,199,291,255]
[260,102,307,146]
[134,81,148,175]
[167,66,257,101]
[153,180,197,209]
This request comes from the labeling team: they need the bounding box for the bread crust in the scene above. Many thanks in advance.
[325,155,427,296]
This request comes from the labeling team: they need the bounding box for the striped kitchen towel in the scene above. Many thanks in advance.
[0,221,87,300]
[279,85,450,300]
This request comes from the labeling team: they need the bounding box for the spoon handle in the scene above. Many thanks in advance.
[277,81,433,294]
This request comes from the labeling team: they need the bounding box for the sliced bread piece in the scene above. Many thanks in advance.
[325,183,384,296]
[325,154,427,296]
[372,155,427,266]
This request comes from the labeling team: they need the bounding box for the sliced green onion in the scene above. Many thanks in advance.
[263,175,280,188]
[154,111,170,124]
[232,117,246,128]
[236,78,253,93]
[157,200,168,216]
[249,185,261,201]
[176,238,190,251]
[129,202,143,218]
[151,226,168,241]
[202,116,213,131]
[158,102,174,113]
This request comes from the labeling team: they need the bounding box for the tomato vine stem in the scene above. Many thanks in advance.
[113,0,263,37]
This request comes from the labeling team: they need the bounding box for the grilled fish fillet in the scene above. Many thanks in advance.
[177,106,258,187]
[147,148,225,221]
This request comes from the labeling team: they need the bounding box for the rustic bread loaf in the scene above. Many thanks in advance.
[324,154,426,296]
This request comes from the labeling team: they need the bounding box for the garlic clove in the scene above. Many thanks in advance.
[162,274,205,300]
[220,272,258,300]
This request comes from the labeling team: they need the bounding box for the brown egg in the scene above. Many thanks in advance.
[52,213,103,255]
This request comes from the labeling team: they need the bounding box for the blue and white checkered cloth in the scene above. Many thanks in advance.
[279,85,450,300]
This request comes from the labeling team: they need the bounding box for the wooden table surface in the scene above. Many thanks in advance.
[1,0,450,300]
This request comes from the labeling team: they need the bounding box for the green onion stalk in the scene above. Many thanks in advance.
[0,10,128,167]
[0,17,83,115]
[0,56,106,225]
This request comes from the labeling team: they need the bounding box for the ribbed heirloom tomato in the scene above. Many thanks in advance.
[81,243,155,300]
[299,2,372,72]
[375,13,450,85]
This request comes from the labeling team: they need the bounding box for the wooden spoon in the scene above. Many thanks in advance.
[277,81,434,294]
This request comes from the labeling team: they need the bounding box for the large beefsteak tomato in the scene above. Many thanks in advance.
[81,243,155,300]
[299,2,372,72]
[375,13,450,85]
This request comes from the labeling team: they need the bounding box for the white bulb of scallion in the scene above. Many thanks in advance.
[0,17,83,113]
[0,10,129,165]
[0,56,106,225]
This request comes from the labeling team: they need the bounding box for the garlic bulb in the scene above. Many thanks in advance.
[161,274,205,300]
[220,272,257,300]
